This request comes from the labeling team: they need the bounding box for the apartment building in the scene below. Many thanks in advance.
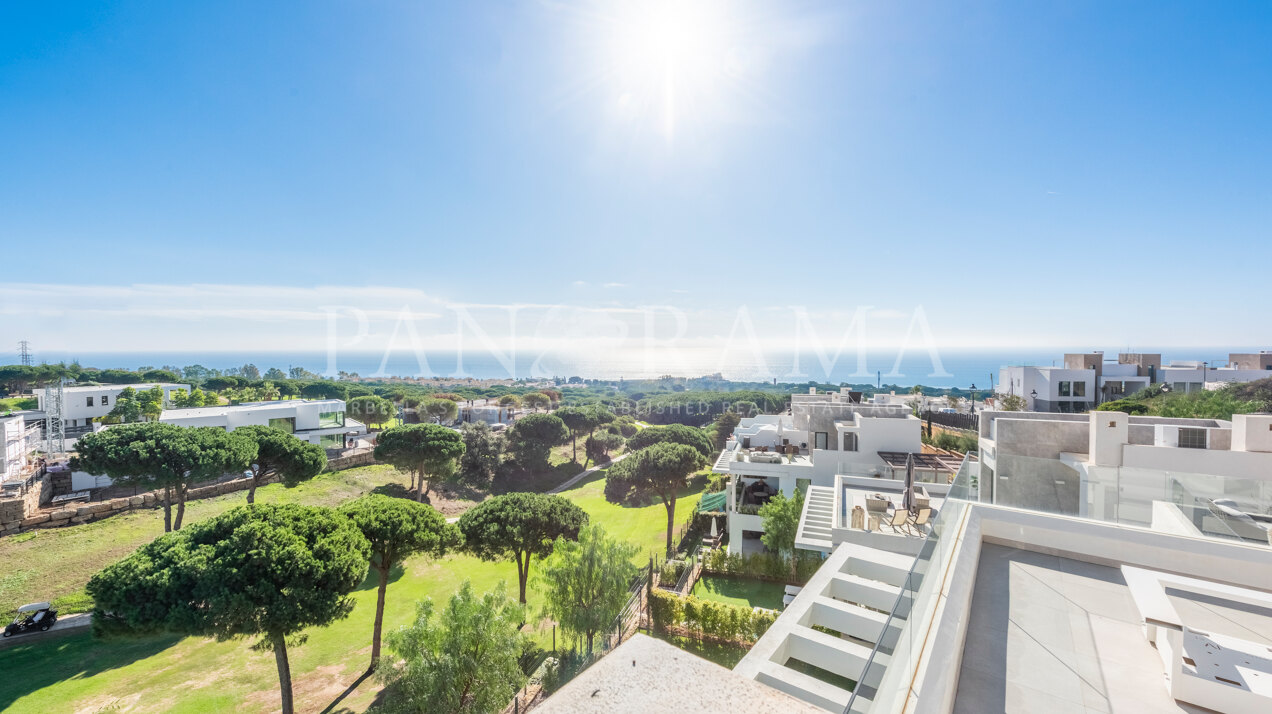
[158,399,367,449]
[547,426,1272,714]
[979,408,1272,540]
[999,350,1272,413]
[32,382,190,428]
[714,388,938,554]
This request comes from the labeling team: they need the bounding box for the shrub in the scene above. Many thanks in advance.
[659,559,687,585]
[702,548,820,584]
[648,590,776,644]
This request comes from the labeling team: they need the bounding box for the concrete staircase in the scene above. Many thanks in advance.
[795,485,836,552]
[713,447,734,472]
[735,542,917,712]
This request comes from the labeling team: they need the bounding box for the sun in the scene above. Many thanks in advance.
[600,0,748,141]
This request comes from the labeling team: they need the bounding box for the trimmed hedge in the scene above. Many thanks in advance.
[702,548,821,585]
[648,590,776,644]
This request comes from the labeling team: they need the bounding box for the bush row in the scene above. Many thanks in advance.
[648,590,776,644]
[702,548,821,585]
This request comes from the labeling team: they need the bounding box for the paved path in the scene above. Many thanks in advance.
[547,453,629,494]
[0,613,91,649]
[443,453,630,525]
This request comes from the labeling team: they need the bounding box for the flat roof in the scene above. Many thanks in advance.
[160,399,344,420]
[57,382,187,392]
[953,544,1213,713]
[535,634,824,714]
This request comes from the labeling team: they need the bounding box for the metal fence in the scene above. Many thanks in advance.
[921,410,979,432]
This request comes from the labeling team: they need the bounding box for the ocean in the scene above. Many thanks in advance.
[24,347,1251,390]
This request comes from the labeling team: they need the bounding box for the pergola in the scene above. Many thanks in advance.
[876,451,962,483]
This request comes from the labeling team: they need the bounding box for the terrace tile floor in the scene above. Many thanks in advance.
[952,544,1212,713]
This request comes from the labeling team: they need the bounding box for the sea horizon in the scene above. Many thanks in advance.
[19,347,1259,390]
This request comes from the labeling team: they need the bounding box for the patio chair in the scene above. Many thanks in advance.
[906,507,932,535]
[884,508,910,534]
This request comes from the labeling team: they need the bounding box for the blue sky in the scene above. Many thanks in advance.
[2,1,1270,360]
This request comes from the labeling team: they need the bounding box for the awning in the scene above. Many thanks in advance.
[698,491,727,513]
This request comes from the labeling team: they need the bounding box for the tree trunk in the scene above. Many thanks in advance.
[173,483,188,530]
[571,433,577,463]
[272,633,294,714]
[586,631,594,654]
[416,470,425,502]
[162,485,173,532]
[515,551,529,605]
[664,498,676,558]
[369,564,389,672]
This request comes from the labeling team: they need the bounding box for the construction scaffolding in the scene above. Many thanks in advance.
[43,380,66,456]
[18,340,32,366]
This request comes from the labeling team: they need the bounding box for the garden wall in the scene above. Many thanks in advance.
[0,451,376,538]
[0,472,281,536]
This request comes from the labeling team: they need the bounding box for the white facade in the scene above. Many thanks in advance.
[999,350,1272,413]
[997,365,1095,413]
[978,409,1272,540]
[35,383,189,427]
[159,399,367,448]
[1,415,28,482]
[715,389,925,553]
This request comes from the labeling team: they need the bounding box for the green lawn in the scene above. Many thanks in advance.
[0,466,705,714]
[649,631,749,669]
[0,396,38,411]
[0,465,411,620]
[692,575,786,610]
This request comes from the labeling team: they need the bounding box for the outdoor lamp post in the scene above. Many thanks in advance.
[970,383,976,414]
[1030,389,1038,409]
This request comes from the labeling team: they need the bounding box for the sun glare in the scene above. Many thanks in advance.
[603,0,745,141]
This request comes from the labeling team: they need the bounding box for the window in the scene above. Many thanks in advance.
[1058,381,1071,397]
[1073,382,1086,397]
[319,433,344,449]
[86,397,94,407]
[101,395,108,406]
[268,417,295,434]
[318,411,344,428]
[1178,428,1207,449]
[843,432,858,452]
[814,432,828,450]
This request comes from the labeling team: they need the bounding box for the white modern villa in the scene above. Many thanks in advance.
[713,388,955,555]
[31,382,190,428]
[546,405,1272,714]
[999,351,1272,413]
[158,399,366,449]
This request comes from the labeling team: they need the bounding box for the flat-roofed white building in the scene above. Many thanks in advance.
[33,382,189,428]
[999,350,1272,413]
[159,399,367,449]
[714,388,939,555]
[543,447,1272,713]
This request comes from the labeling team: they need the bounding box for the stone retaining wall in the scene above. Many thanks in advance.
[1,474,278,536]
[0,453,374,538]
[327,450,377,471]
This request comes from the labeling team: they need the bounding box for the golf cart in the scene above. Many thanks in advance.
[3,602,57,637]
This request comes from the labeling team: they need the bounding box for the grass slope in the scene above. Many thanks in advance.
[0,466,703,714]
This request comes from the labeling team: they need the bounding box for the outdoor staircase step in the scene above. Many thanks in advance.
[828,573,902,612]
